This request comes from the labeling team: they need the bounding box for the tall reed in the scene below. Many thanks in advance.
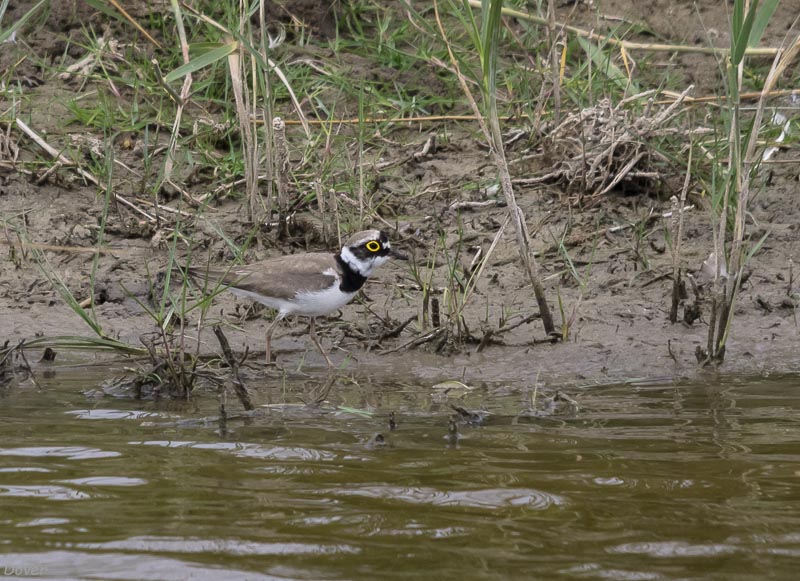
[436,0,556,337]
[702,0,792,364]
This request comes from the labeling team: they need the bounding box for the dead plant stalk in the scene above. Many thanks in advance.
[729,35,800,286]
[435,0,555,336]
[706,19,800,363]
[228,42,260,223]
[273,117,290,234]
[669,147,692,323]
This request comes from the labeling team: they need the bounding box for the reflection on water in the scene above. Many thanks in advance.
[1,370,800,580]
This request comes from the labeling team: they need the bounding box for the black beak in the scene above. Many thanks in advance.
[389,248,408,260]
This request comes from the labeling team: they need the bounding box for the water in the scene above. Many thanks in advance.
[1,367,799,580]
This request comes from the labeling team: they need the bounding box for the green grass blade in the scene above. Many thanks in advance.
[0,0,47,44]
[748,0,780,49]
[90,146,115,329]
[557,237,581,283]
[159,222,183,317]
[732,0,762,64]
[577,36,640,94]
[458,0,483,60]
[743,231,770,263]
[34,252,104,338]
[732,0,744,46]
[164,41,239,83]
[23,335,145,355]
[336,405,374,418]
[481,0,504,97]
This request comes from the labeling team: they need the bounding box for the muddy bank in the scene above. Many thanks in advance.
[2,159,798,387]
[2,0,799,389]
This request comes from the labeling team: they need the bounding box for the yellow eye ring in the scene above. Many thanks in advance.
[366,240,381,252]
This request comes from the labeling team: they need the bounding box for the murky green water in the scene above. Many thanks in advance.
[1,367,799,580]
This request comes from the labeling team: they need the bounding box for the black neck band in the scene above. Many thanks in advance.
[335,254,367,293]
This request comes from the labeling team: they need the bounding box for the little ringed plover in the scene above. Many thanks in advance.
[187,229,407,367]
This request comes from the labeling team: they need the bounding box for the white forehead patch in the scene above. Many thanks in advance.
[345,229,382,248]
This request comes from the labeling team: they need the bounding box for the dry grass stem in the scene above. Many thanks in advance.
[161,2,193,204]
[15,118,99,185]
[729,32,800,282]
[0,240,138,255]
[227,43,260,223]
[57,36,124,82]
[264,58,311,140]
[179,3,310,140]
[460,214,510,311]
[547,0,561,127]
[0,121,19,162]
[329,188,341,247]
[432,0,491,144]
[273,117,290,233]
[313,180,332,245]
[107,0,162,49]
[212,325,254,411]
[534,86,693,198]
[669,147,692,323]
[261,88,797,127]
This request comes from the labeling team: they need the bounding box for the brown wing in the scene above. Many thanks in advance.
[187,252,340,301]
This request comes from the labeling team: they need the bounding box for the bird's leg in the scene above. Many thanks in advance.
[265,317,282,365]
[308,317,334,370]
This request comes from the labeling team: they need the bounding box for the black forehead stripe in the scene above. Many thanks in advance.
[379,231,388,243]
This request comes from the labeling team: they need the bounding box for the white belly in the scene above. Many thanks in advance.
[230,286,356,318]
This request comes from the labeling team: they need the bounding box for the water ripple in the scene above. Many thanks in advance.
[65,409,161,421]
[70,535,359,556]
[0,446,120,460]
[0,485,92,501]
[608,541,738,557]
[593,476,627,486]
[129,440,335,461]
[58,477,147,487]
[0,551,285,580]
[328,486,565,510]
[15,518,70,528]
[0,467,52,473]
[561,563,662,579]
[382,525,469,539]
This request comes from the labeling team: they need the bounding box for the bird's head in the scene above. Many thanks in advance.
[339,229,407,277]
